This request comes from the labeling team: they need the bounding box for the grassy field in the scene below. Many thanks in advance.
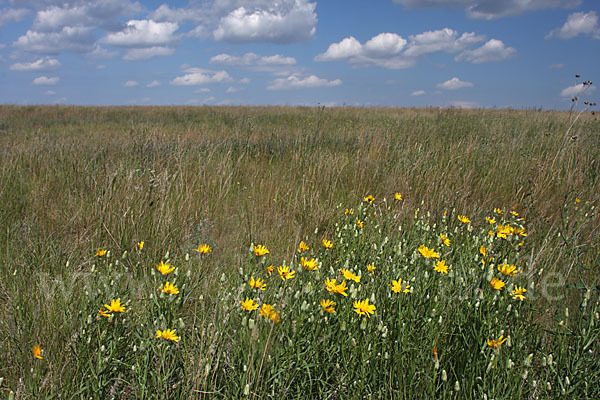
[0,105,599,399]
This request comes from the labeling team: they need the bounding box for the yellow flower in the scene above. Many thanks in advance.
[457,215,470,224]
[345,208,354,215]
[137,241,144,251]
[266,265,275,276]
[260,304,275,319]
[480,246,488,257]
[300,257,319,271]
[248,276,267,291]
[394,192,403,201]
[390,278,411,293]
[278,265,296,281]
[494,208,504,215]
[496,224,512,239]
[340,268,360,283]
[322,239,333,249]
[33,345,44,360]
[159,281,180,295]
[320,299,336,313]
[98,307,111,318]
[156,261,175,275]
[156,329,180,343]
[325,278,348,296]
[253,244,269,256]
[512,227,527,237]
[104,298,125,313]
[511,286,527,301]
[194,244,212,255]
[440,233,450,247]
[356,219,364,228]
[366,264,376,274]
[353,298,376,318]
[297,241,310,253]
[434,260,449,274]
[485,217,496,224]
[487,335,507,349]
[415,208,420,217]
[364,195,375,204]
[241,298,259,311]
[490,277,505,291]
[511,210,519,217]
[418,245,440,259]
[575,197,581,204]
[498,264,518,276]
[96,248,107,257]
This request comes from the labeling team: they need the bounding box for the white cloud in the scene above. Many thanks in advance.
[448,100,479,109]
[44,90,56,95]
[546,11,600,39]
[124,80,138,87]
[226,86,241,93]
[560,83,596,98]
[171,69,233,86]
[32,75,59,85]
[14,26,96,54]
[10,57,61,71]
[411,90,426,96]
[267,74,342,90]
[146,80,160,88]
[455,39,516,63]
[210,52,296,67]
[0,7,30,27]
[213,0,317,44]
[239,77,251,84]
[103,20,179,48]
[149,4,205,24]
[437,77,473,90]
[123,46,175,61]
[403,28,484,57]
[194,88,211,93]
[88,45,118,59]
[393,0,581,20]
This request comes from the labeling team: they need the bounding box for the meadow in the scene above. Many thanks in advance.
[0,105,598,399]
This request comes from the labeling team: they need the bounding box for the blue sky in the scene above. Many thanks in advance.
[0,0,598,109]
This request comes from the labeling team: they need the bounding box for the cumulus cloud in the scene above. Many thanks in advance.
[10,57,61,71]
[171,68,233,86]
[411,90,426,96]
[123,46,175,61]
[0,7,30,27]
[455,39,516,63]
[146,80,161,88]
[436,77,473,90]
[44,90,56,95]
[149,4,206,24]
[210,52,296,67]
[32,75,59,85]
[393,0,581,20]
[546,11,600,39]
[315,33,415,69]
[560,83,596,98]
[124,80,138,87]
[403,28,484,57]
[14,26,97,54]
[267,74,342,90]
[213,0,317,44]
[102,20,179,48]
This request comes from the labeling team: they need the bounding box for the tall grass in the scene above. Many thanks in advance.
[0,105,598,398]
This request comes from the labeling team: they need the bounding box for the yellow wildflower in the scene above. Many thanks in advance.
[390,278,411,293]
[300,257,319,271]
[440,233,450,247]
[434,260,449,274]
[418,245,440,259]
[356,219,364,228]
[266,265,275,276]
[487,335,507,349]
[366,264,376,274]
[156,329,179,343]
[494,208,504,215]
[297,241,310,253]
[490,277,505,291]
[98,307,111,318]
[575,197,581,204]
[320,299,336,313]
[340,268,360,283]
[248,276,267,291]
[325,278,348,296]
[498,264,518,276]
[137,241,144,251]
[159,281,180,295]
[278,265,296,281]
[241,298,259,311]
[353,298,376,318]
[156,261,175,275]
[496,224,512,239]
[345,208,354,215]
[194,244,212,255]
[96,248,107,257]
[364,195,375,204]
[394,192,402,201]
[260,304,275,319]
[485,217,496,224]
[33,345,44,360]
[322,239,333,249]
[511,210,519,217]
[104,298,125,313]
[253,244,269,256]
[511,286,527,301]
[458,215,470,224]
